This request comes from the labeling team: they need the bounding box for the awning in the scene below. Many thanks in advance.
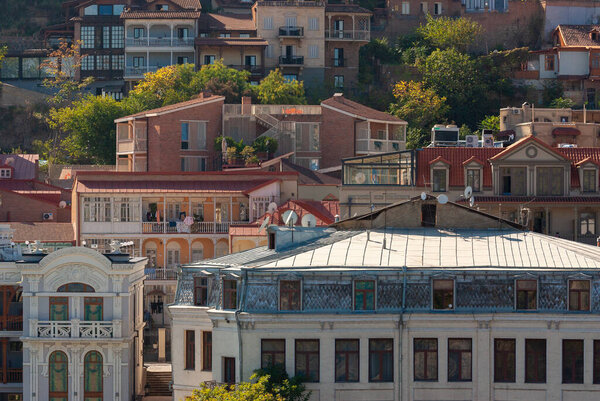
[552,127,581,136]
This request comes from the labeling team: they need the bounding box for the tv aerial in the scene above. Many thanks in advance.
[282,210,298,226]
[301,214,317,227]
[258,216,270,233]
[437,194,448,204]
[469,197,475,208]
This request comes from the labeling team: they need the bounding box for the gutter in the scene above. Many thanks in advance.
[399,265,406,401]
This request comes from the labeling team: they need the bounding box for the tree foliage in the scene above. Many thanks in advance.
[417,15,483,53]
[550,97,575,109]
[253,365,310,401]
[188,375,284,401]
[254,69,306,104]
[479,115,500,132]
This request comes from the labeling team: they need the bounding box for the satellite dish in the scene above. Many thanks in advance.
[354,171,366,184]
[420,192,427,201]
[59,200,67,208]
[301,214,317,227]
[258,216,270,233]
[437,194,448,204]
[469,197,475,208]
[267,202,278,214]
[464,186,473,199]
[282,210,298,226]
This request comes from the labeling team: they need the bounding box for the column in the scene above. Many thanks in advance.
[574,207,578,241]
[352,15,355,39]
[163,196,167,233]
[230,196,233,223]
[213,198,217,233]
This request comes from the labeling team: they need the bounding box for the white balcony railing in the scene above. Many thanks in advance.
[124,66,160,78]
[325,30,370,41]
[125,37,194,47]
[142,221,249,234]
[32,320,120,338]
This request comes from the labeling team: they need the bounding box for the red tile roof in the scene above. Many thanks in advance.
[114,94,224,121]
[76,179,274,194]
[9,222,74,243]
[0,180,70,205]
[194,38,268,46]
[0,154,38,180]
[121,10,201,18]
[321,95,405,123]
[556,25,600,48]
[257,199,340,226]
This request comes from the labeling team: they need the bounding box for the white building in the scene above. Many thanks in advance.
[171,197,600,401]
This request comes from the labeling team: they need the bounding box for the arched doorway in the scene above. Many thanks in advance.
[84,351,103,401]
[49,351,68,401]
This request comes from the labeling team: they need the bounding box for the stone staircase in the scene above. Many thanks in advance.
[145,369,172,397]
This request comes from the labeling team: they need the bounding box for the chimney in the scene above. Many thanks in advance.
[333,93,344,103]
[242,96,252,115]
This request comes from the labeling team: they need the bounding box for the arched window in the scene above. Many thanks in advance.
[191,242,204,262]
[166,242,180,268]
[49,351,68,401]
[215,241,228,258]
[84,351,103,401]
[57,283,95,293]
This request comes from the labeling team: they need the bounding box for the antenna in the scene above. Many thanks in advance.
[469,197,475,208]
[437,194,448,205]
[301,214,317,227]
[420,192,427,200]
[464,186,473,200]
[258,216,270,233]
[267,202,278,214]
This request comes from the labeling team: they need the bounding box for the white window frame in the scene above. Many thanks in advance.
[264,16,273,30]
[402,2,410,14]
[434,2,442,14]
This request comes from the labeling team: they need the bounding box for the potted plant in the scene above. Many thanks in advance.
[226,147,239,165]
[241,146,256,165]
[253,136,278,160]
[245,155,260,167]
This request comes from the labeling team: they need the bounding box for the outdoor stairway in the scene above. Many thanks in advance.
[145,370,172,397]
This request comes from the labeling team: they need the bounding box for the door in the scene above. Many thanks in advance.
[178,27,189,39]
[177,56,189,65]
[204,55,215,65]
[145,249,157,268]
[334,48,344,67]
[335,19,344,36]
[286,45,293,59]
[245,55,256,67]
[224,357,235,384]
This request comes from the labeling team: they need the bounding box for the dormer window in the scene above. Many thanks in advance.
[536,167,564,196]
[583,169,597,193]
[432,169,446,192]
[156,4,168,10]
[0,169,11,179]
[591,30,600,41]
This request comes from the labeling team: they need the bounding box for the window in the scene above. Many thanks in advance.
[354,280,375,310]
[466,169,480,192]
[295,340,319,382]
[111,54,124,71]
[133,56,145,68]
[245,55,256,66]
[239,33,250,38]
[112,26,124,48]
[563,339,584,383]
[308,45,318,59]
[84,351,103,401]
[545,55,555,71]
[594,340,600,383]
[335,339,359,382]
[434,2,442,14]
[432,169,446,192]
[266,45,274,58]
[113,197,140,222]
[501,167,526,195]
[96,55,109,70]
[133,27,145,39]
[402,1,410,14]
[114,4,124,14]
[283,74,298,82]
[334,75,344,88]
[178,27,190,38]
[58,283,95,292]
[192,243,204,262]
[223,280,237,309]
[0,169,11,178]
[0,57,19,79]
[421,204,436,227]
[261,339,285,368]
[264,16,273,30]
[583,169,596,192]
[223,357,235,384]
[334,48,344,66]
[536,167,564,196]
[49,297,68,320]
[432,279,453,310]
[448,338,471,382]
[592,53,600,69]
[181,122,189,149]
[580,212,596,236]
[204,55,215,65]
[98,4,113,15]
[84,5,98,15]
[81,26,95,49]
[569,280,590,311]
[421,2,428,12]
[525,339,546,383]
[494,339,515,382]
[185,330,195,370]
[219,33,231,38]
[84,297,103,321]
[103,26,111,49]
[203,331,212,371]
[194,277,208,306]
[279,280,301,311]
[309,17,319,30]
[516,279,537,310]
[414,338,437,381]
[369,339,393,382]
[181,121,207,150]
[0,286,22,331]
[49,351,68,401]
[181,156,207,172]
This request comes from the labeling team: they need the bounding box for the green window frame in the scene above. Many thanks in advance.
[354,280,375,311]
[84,351,103,401]
[49,351,68,401]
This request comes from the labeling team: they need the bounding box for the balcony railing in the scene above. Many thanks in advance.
[145,267,178,280]
[356,139,403,154]
[0,315,22,331]
[117,137,147,153]
[279,26,304,37]
[325,30,370,41]
[33,320,119,338]
[125,37,194,47]
[142,221,249,234]
[279,55,304,66]
[125,66,160,78]
[4,369,22,383]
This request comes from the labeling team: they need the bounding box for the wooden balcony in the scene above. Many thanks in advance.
[513,70,539,79]
[1,369,22,383]
[0,315,22,331]
[325,30,370,41]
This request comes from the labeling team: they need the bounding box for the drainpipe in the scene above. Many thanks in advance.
[234,269,249,382]
[399,265,407,401]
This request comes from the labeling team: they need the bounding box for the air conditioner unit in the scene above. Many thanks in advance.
[42,212,54,221]
[465,135,478,148]
[512,109,521,114]
[483,133,494,148]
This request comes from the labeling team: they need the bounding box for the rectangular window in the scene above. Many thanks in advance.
[432,279,453,310]
[98,4,113,15]
[295,340,319,382]
[494,339,515,382]
[181,122,189,149]
[96,55,110,70]
[202,331,212,371]
[414,338,437,381]
[181,156,207,172]
[536,167,564,196]
[185,330,195,370]
[239,33,250,38]
[563,339,584,383]
[84,297,103,321]
[112,26,124,48]
[448,338,471,382]
[432,169,446,192]
[369,339,393,382]
[501,167,526,195]
[204,55,215,65]
[421,2,428,12]
[264,16,273,30]
[308,45,318,59]
[181,121,207,150]
[111,54,124,70]
[525,339,546,383]
[516,279,537,310]
[545,55,555,71]
[569,280,590,311]
[223,357,235,384]
[81,26,95,49]
[466,169,480,192]
[0,169,12,178]
[594,340,600,383]
[335,339,359,382]
[49,297,68,321]
[334,75,344,88]
[402,2,410,14]
[223,280,237,310]
[261,339,285,368]
[434,2,442,14]
[84,5,98,15]
[134,27,145,39]
[309,17,319,31]
[580,212,596,236]
[219,33,231,38]
[133,56,145,68]
[103,26,111,49]
[266,45,274,58]
[83,197,111,222]
[279,280,301,311]
[354,280,375,311]
[194,277,208,306]
[583,169,596,192]
[113,197,140,222]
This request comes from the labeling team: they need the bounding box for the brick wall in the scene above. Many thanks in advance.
[320,106,357,169]
[325,41,363,88]
[147,98,225,172]
[0,191,69,222]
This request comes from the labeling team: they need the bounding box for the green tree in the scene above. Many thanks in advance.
[389,80,449,134]
[0,46,6,69]
[417,15,483,53]
[550,97,575,109]
[479,115,500,132]
[541,80,563,107]
[192,60,250,103]
[406,127,429,150]
[253,365,310,401]
[188,375,284,401]
[255,69,306,104]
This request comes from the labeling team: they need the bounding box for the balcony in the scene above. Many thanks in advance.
[33,320,120,338]
[331,57,346,67]
[142,221,248,234]
[125,66,160,78]
[145,267,178,280]
[117,131,147,153]
[0,315,22,331]
[125,37,195,47]
[356,139,403,154]
[325,30,370,41]
[228,65,264,76]
[279,55,304,66]
[278,26,304,37]
[2,369,22,383]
